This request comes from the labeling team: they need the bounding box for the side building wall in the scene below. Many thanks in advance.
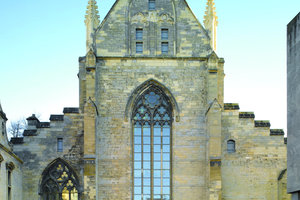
[0,147,23,200]
[11,109,84,200]
[221,104,290,200]
[287,12,300,198]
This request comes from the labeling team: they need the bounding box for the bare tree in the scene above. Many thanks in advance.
[8,118,27,138]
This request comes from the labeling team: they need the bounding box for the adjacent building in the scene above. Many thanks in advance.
[0,103,23,200]
[287,12,300,200]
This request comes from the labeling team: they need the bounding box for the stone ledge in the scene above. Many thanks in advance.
[63,107,79,114]
[255,120,271,127]
[23,130,37,136]
[270,129,284,136]
[224,103,240,110]
[239,112,255,118]
[49,115,64,121]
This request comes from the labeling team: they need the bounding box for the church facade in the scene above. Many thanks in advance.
[0,0,290,199]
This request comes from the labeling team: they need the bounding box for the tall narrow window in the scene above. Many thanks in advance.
[6,162,14,200]
[161,42,169,54]
[149,0,156,10]
[227,140,236,153]
[136,29,143,40]
[57,138,63,152]
[133,87,172,200]
[161,29,169,40]
[136,42,143,54]
[8,170,11,200]
[2,122,4,135]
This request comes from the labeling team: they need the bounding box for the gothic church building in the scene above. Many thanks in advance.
[0,0,290,199]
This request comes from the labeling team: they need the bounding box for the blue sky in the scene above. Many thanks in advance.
[0,0,299,132]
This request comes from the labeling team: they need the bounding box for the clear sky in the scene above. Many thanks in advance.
[0,0,299,133]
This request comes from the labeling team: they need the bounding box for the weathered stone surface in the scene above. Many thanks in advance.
[287,12,300,194]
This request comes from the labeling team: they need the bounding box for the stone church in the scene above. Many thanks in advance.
[0,0,290,199]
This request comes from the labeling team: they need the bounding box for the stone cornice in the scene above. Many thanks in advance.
[0,144,23,164]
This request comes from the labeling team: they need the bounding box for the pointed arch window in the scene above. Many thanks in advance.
[40,159,80,200]
[133,87,172,200]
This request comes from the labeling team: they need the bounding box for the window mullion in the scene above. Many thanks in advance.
[141,124,144,199]
[161,125,163,199]
[150,122,154,200]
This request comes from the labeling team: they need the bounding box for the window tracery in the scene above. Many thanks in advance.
[40,159,80,200]
[132,87,172,200]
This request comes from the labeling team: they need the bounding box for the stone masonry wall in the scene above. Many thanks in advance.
[95,58,210,200]
[221,107,289,200]
[287,12,300,194]
[12,111,84,200]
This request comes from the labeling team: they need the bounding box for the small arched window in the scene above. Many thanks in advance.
[227,140,236,153]
[40,159,80,200]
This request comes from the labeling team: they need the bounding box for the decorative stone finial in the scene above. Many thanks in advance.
[85,0,100,52]
[204,0,218,51]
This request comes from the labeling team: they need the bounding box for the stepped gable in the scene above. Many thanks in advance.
[239,112,255,118]
[224,103,240,110]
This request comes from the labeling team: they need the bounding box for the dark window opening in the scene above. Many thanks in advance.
[227,140,236,153]
[8,170,11,200]
[57,138,63,152]
[2,122,5,135]
[161,42,169,54]
[149,0,156,10]
[161,29,169,40]
[136,42,143,54]
[136,29,143,40]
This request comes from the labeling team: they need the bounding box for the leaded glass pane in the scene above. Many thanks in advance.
[143,145,151,153]
[135,195,142,200]
[154,127,161,136]
[144,170,151,178]
[154,137,161,144]
[144,178,151,186]
[133,87,172,200]
[135,178,142,186]
[135,162,141,169]
[135,145,142,152]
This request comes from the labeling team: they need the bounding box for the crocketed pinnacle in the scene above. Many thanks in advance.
[85,0,100,28]
[204,0,218,51]
[204,0,218,26]
[85,0,100,51]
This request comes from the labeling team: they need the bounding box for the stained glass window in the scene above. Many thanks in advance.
[133,87,172,200]
[41,159,80,200]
